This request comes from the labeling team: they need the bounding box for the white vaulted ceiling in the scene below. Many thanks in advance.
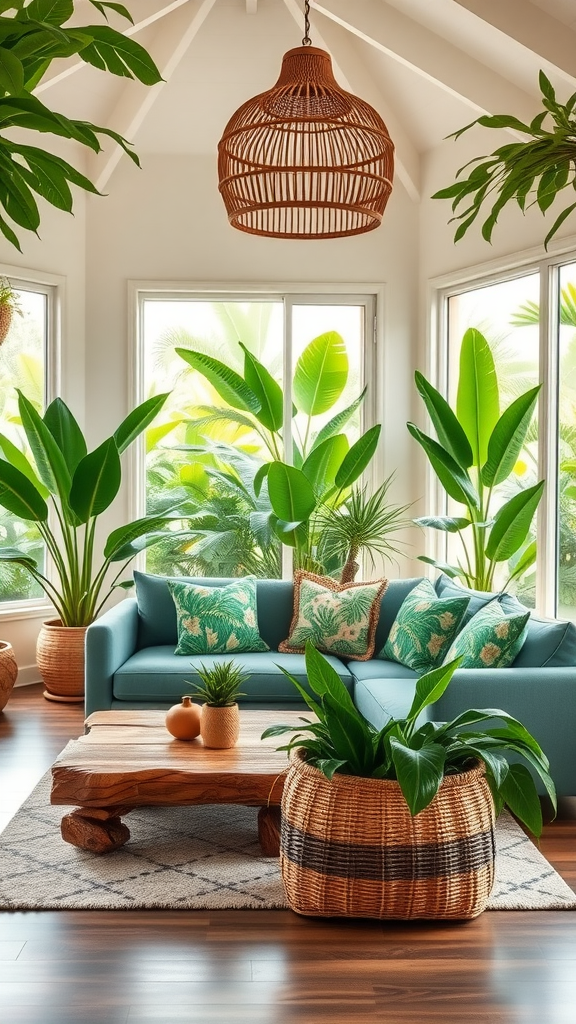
[34,0,576,201]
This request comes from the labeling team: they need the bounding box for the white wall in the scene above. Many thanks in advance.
[0,195,86,684]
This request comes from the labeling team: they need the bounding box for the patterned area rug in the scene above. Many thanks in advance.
[0,774,574,911]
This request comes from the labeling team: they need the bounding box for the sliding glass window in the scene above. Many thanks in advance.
[0,279,53,606]
[437,253,576,620]
[138,291,375,580]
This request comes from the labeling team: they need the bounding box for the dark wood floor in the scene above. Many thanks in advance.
[1,685,575,1024]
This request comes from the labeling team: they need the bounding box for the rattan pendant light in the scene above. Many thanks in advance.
[217,1,394,239]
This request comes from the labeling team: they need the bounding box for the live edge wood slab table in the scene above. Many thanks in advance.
[50,709,299,857]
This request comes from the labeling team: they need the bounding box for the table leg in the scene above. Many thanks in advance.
[257,805,281,856]
[60,806,131,854]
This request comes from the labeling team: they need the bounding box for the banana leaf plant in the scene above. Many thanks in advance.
[408,328,544,591]
[0,0,162,251]
[176,331,383,573]
[0,390,183,625]
[263,642,556,838]
[433,71,576,249]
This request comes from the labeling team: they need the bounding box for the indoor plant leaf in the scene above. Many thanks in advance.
[43,396,87,474]
[0,431,49,497]
[293,331,348,415]
[114,393,170,453]
[456,329,499,468]
[407,423,480,509]
[239,342,283,432]
[389,738,447,816]
[481,386,541,487]
[267,462,317,522]
[0,458,49,521]
[485,481,545,562]
[16,389,71,500]
[176,348,261,414]
[68,437,121,522]
[415,370,473,469]
[302,434,349,497]
[310,388,367,451]
[499,763,543,837]
[334,424,381,490]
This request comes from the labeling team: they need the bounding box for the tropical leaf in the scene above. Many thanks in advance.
[239,343,283,432]
[293,331,348,415]
[414,371,473,469]
[43,396,87,473]
[407,423,480,509]
[334,425,381,489]
[302,434,349,497]
[176,349,261,414]
[68,438,121,522]
[310,388,366,451]
[267,462,316,522]
[0,458,48,521]
[114,393,170,453]
[485,481,545,561]
[457,329,499,467]
[482,386,540,487]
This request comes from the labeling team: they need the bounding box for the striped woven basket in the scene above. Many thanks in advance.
[280,749,496,920]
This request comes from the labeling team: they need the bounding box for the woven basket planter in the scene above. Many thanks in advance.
[0,304,13,345]
[36,619,87,703]
[0,640,18,711]
[280,749,496,920]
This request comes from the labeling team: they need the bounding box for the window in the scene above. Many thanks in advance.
[434,251,576,620]
[0,276,54,606]
[137,290,376,580]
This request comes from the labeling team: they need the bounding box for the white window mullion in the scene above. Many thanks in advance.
[282,297,294,580]
[536,264,559,617]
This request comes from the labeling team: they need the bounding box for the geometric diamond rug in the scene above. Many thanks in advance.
[0,773,574,911]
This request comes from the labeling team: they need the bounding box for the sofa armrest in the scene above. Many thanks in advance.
[85,598,139,716]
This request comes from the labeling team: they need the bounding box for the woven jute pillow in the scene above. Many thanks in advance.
[278,570,388,661]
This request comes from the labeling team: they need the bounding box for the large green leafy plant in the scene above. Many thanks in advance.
[0,390,180,625]
[175,332,395,577]
[408,327,544,591]
[0,0,161,251]
[433,72,576,249]
[263,642,556,838]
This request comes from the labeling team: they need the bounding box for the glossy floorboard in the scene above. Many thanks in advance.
[1,685,575,1024]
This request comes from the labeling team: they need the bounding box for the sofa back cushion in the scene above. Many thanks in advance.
[134,571,294,651]
[434,574,526,618]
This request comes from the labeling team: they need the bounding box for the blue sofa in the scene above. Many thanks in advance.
[85,572,576,795]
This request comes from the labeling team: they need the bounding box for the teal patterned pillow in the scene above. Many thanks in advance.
[168,577,269,655]
[278,571,388,661]
[380,578,470,671]
[443,601,530,668]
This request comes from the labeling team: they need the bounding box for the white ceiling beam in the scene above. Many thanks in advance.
[281,0,420,202]
[246,0,258,12]
[453,0,576,88]
[36,0,195,94]
[89,0,217,192]
[310,0,537,124]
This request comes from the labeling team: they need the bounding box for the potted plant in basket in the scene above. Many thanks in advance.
[263,642,555,920]
[189,661,248,749]
[0,278,23,345]
[0,389,182,701]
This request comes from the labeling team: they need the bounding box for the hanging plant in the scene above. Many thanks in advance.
[433,72,576,249]
[0,277,23,345]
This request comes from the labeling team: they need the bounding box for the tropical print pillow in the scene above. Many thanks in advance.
[278,571,388,661]
[379,578,470,671]
[168,577,269,655]
[443,601,530,669]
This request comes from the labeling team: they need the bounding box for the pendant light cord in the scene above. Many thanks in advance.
[302,0,311,45]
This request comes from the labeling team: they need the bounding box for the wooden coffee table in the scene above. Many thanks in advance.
[50,709,302,856]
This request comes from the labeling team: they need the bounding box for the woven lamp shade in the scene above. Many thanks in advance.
[217,46,394,239]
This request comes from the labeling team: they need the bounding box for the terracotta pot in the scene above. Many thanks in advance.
[0,641,18,711]
[165,695,202,740]
[0,304,13,345]
[36,619,87,703]
[280,750,496,920]
[200,703,240,749]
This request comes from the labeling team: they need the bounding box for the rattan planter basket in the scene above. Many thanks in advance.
[280,749,496,920]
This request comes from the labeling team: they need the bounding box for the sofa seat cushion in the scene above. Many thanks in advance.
[354,674,426,730]
[113,648,353,703]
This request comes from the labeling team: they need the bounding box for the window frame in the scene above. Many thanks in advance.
[0,262,61,620]
[129,280,383,580]
[428,236,576,617]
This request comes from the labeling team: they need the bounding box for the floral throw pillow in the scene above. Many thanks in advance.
[379,578,470,672]
[443,601,530,669]
[167,577,269,655]
[278,571,388,661]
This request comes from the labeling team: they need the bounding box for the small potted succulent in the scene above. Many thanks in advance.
[263,642,556,920]
[189,661,248,749]
[0,278,23,345]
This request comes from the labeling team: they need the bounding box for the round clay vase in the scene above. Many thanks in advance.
[0,641,18,711]
[36,619,87,703]
[165,695,202,740]
[200,703,240,749]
